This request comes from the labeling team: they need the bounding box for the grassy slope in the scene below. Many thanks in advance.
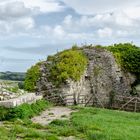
[0,107,139,140]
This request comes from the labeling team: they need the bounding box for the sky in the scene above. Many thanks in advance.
[0,0,140,72]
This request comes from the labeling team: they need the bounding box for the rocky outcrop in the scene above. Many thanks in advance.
[37,47,136,107]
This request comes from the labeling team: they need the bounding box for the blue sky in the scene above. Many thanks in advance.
[0,0,140,72]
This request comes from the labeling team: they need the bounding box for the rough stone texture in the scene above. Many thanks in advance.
[134,84,140,96]
[0,93,42,108]
[83,47,136,107]
[36,62,91,106]
[61,71,91,105]
[0,83,28,101]
[37,47,136,107]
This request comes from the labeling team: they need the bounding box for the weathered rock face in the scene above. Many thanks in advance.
[83,47,136,107]
[60,71,91,105]
[37,47,136,107]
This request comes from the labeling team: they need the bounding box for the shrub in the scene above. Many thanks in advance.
[18,81,24,89]
[107,43,140,75]
[24,63,41,92]
[48,49,88,86]
[0,106,10,121]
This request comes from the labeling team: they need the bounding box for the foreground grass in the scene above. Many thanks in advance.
[0,99,51,121]
[0,107,140,140]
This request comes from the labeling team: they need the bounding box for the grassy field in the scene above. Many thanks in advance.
[0,106,139,140]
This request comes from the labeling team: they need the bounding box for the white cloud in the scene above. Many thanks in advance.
[61,6,140,39]
[0,0,66,37]
[0,0,64,14]
[123,6,140,19]
[61,0,140,39]
[61,0,140,15]
[0,16,35,36]
[22,0,64,13]
[53,25,65,37]
[0,0,140,46]
[0,1,31,19]
[63,15,73,26]
[116,30,129,37]
[98,27,112,38]
[12,17,35,30]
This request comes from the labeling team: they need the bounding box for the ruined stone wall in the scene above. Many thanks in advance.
[37,47,136,107]
[60,71,91,105]
[0,93,42,108]
[83,48,136,107]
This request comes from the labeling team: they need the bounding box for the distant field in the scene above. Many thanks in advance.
[0,106,139,140]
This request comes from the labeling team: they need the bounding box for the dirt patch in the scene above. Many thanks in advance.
[31,106,76,125]
[59,136,78,140]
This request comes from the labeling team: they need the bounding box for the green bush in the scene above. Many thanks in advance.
[18,81,24,89]
[0,99,49,121]
[107,43,140,75]
[24,63,41,92]
[0,106,10,121]
[48,49,88,86]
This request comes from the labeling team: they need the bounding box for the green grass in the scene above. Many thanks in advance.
[0,107,139,140]
[0,99,51,121]
[47,107,140,140]
[0,120,59,140]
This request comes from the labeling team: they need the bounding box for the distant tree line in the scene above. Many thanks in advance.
[0,71,26,81]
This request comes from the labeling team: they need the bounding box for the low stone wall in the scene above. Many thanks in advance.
[0,93,42,108]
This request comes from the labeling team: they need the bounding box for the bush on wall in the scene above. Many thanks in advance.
[48,48,88,86]
[24,63,41,92]
[107,43,140,75]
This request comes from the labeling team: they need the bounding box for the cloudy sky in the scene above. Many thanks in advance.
[0,0,140,72]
